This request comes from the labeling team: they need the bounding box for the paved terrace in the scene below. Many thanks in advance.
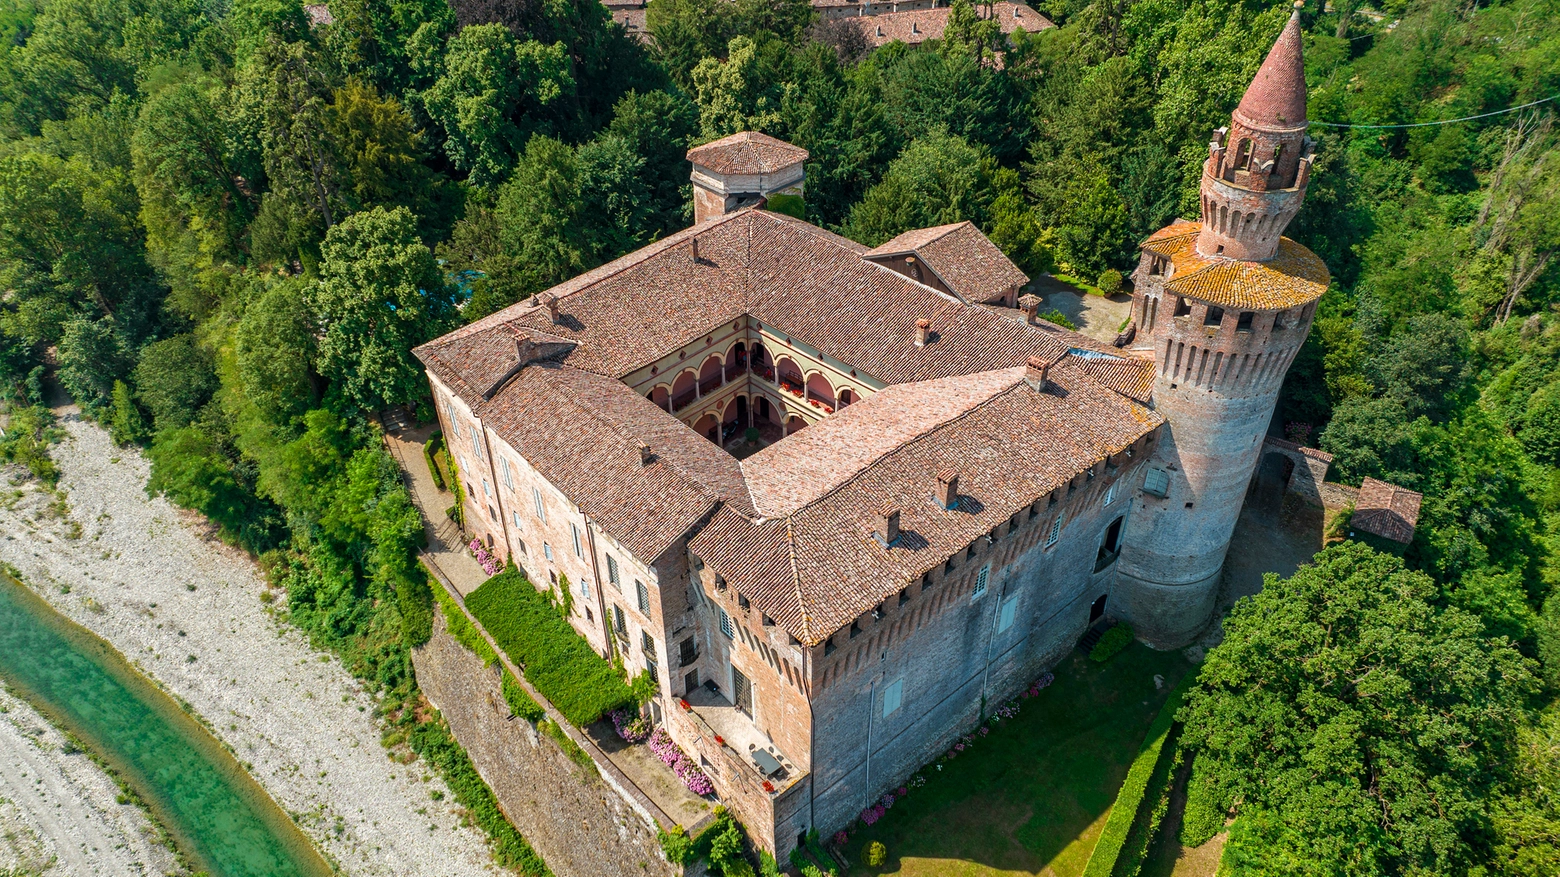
[380,414,715,835]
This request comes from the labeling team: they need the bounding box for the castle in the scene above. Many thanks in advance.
[414,10,1325,858]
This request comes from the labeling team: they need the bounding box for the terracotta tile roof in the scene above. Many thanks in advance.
[686,132,810,176]
[1143,220,1328,310]
[1351,478,1422,545]
[690,362,1160,644]
[849,1,1052,47]
[867,221,1029,303]
[418,206,1165,640]
[1072,354,1155,404]
[1235,9,1307,130]
[479,363,752,562]
[610,7,647,38]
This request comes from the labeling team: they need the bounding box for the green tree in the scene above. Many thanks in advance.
[108,379,147,445]
[55,317,132,410]
[133,334,218,431]
[310,206,453,412]
[235,280,318,429]
[842,128,995,247]
[1053,170,1131,276]
[691,35,783,141]
[1180,541,1537,876]
[421,24,574,188]
[606,89,699,235]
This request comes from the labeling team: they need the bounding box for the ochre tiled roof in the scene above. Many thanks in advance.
[1143,220,1328,310]
[690,362,1160,644]
[417,207,1161,642]
[867,221,1029,303]
[686,132,810,176]
[848,1,1052,47]
[1352,477,1422,545]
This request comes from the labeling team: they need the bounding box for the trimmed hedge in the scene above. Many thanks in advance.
[1080,671,1195,877]
[466,568,634,725]
[424,433,446,490]
[1090,624,1134,662]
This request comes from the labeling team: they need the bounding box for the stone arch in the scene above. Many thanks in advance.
[774,356,804,393]
[649,384,670,411]
[698,353,724,385]
[725,341,747,373]
[693,412,720,443]
[804,372,836,409]
[722,395,745,426]
[670,370,697,410]
[785,415,807,436]
[838,388,855,408]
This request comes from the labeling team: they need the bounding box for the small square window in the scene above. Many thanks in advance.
[636,580,651,615]
[972,564,990,600]
[718,607,734,638]
[1046,516,1064,547]
[543,542,554,561]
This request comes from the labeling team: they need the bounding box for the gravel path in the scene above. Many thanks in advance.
[0,417,497,877]
[0,686,182,877]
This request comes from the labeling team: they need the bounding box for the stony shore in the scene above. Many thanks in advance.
[0,417,497,877]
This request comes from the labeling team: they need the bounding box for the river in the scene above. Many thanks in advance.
[0,572,334,877]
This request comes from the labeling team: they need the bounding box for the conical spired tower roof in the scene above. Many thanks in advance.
[1233,7,1307,130]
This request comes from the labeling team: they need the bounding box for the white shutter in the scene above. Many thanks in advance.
[882,678,903,717]
[998,593,1018,632]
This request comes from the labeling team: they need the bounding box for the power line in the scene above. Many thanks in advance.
[1310,95,1559,129]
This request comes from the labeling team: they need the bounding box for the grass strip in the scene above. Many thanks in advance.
[466,568,633,726]
[1081,670,1196,877]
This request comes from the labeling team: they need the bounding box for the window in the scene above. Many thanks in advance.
[882,678,904,718]
[516,538,527,556]
[499,457,513,490]
[571,523,583,558]
[1204,306,1224,327]
[973,564,990,600]
[679,637,698,667]
[613,605,627,637]
[1046,516,1064,548]
[824,637,836,656]
[482,479,492,498]
[471,426,483,460]
[512,510,522,529]
[898,589,909,607]
[543,542,554,561]
[1144,468,1170,498]
[642,631,655,655]
[1236,311,1254,332]
[1104,481,1118,506]
[849,620,862,638]
[1174,297,1191,317]
[532,487,546,522]
[606,555,621,590]
[488,505,497,522]
[636,580,651,615]
[580,576,591,599]
[998,592,1019,633]
[718,607,734,638]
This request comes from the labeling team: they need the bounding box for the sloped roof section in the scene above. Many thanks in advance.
[867,221,1029,304]
[1234,8,1307,130]
[690,362,1161,644]
[1144,220,1328,310]
[1352,478,1422,545]
[686,132,810,176]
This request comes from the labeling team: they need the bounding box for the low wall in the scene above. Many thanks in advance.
[1319,481,1358,510]
[414,613,687,877]
[1259,436,1333,506]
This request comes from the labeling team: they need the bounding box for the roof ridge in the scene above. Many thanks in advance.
[784,518,812,644]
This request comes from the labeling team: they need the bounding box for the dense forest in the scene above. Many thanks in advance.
[0,0,1557,872]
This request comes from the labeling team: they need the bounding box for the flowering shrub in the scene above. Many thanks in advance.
[468,539,503,576]
[1024,672,1055,698]
[881,792,896,809]
[909,775,926,789]
[994,700,1020,720]
[861,803,886,826]
[978,726,990,737]
[898,786,908,797]
[609,707,651,743]
[833,831,849,846]
[647,728,715,796]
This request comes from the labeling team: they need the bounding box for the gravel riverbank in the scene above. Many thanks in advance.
[0,417,496,877]
[0,685,183,877]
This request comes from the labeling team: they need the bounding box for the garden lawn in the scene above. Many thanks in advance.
[844,643,1192,877]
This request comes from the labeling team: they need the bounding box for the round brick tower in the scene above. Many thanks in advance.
[1111,6,1331,648]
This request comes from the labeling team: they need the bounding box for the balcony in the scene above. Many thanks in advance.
[682,683,797,786]
[805,388,835,413]
[699,373,724,395]
[670,387,697,411]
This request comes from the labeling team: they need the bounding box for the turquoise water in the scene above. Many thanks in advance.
[0,574,334,877]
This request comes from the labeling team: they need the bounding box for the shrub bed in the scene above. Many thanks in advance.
[465,568,634,725]
[423,432,446,489]
[1080,671,1195,877]
[1090,624,1134,662]
[500,670,545,722]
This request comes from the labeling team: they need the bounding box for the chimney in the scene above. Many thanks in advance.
[905,254,923,282]
[936,469,959,510]
[691,236,700,263]
[539,293,559,323]
[874,505,901,546]
[875,24,882,35]
[915,318,931,347]
[1025,356,1051,391]
[1017,293,1041,324]
[638,443,655,466]
[911,21,919,35]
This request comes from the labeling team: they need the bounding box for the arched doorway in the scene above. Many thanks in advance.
[786,415,806,436]
[670,371,697,411]
[735,396,748,427]
[693,413,719,443]
[757,397,771,423]
[805,373,836,411]
[838,388,854,408]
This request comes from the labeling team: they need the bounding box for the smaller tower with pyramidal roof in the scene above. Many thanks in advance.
[1111,4,1332,648]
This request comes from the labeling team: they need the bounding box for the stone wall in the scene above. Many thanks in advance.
[1257,436,1333,506]
[413,613,685,877]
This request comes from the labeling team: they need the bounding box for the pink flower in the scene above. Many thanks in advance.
[955,743,965,751]
[898,786,908,796]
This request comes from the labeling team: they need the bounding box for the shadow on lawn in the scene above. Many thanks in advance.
[843,643,1193,877]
